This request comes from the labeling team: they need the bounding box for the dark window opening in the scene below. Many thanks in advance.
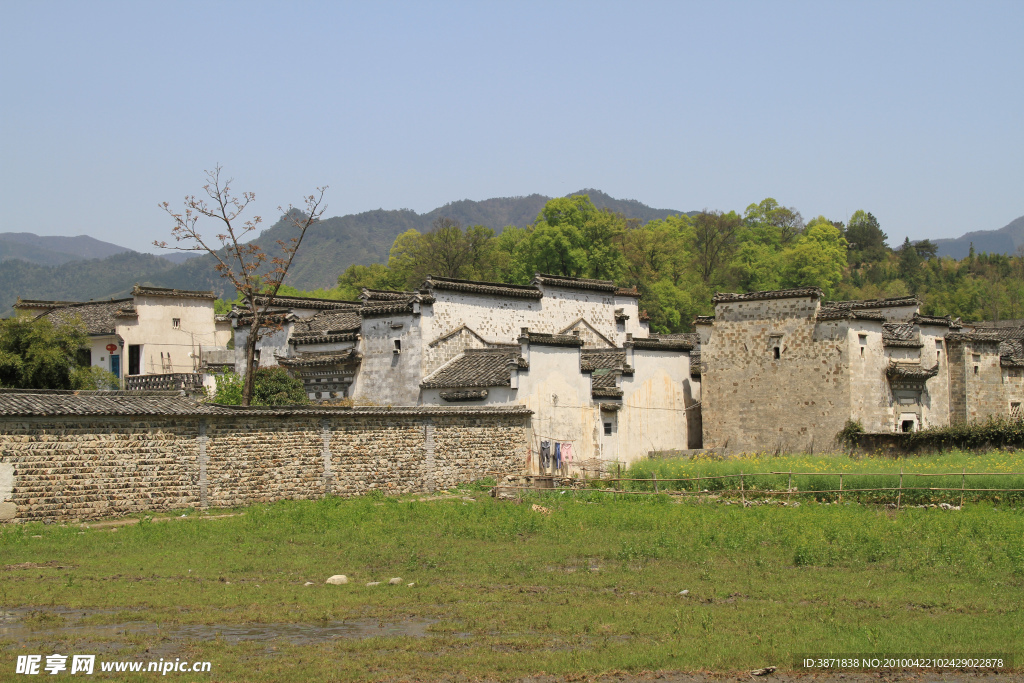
[604,422,613,436]
[860,347,864,357]
[901,420,915,433]
[172,318,180,329]
[974,366,979,375]
[393,339,401,354]
[128,345,141,376]
[773,347,780,360]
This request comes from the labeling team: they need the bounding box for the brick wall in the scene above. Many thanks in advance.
[0,409,528,523]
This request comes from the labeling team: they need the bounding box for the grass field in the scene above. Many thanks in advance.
[1,452,1023,681]
[622,450,1024,505]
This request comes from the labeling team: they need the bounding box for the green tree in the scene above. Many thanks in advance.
[521,195,627,280]
[688,210,742,285]
[779,218,848,296]
[845,210,889,265]
[0,314,105,390]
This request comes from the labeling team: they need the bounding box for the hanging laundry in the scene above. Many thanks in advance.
[540,440,551,469]
[554,442,562,470]
[526,444,532,469]
[562,442,573,463]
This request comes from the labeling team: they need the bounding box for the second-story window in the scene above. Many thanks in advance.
[172,318,181,329]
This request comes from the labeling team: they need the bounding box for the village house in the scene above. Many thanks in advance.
[699,286,1024,453]
[238,274,700,467]
[15,285,229,390]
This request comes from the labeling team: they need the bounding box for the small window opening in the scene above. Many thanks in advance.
[974,365,979,375]
[937,351,942,364]
[1011,402,1022,418]
[859,334,867,345]
[860,346,865,357]
[773,347,780,360]
[393,339,401,354]
[901,420,915,433]
[604,422,613,436]
[973,354,982,362]
[172,318,181,329]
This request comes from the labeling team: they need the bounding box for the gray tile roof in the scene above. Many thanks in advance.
[630,336,695,351]
[532,273,618,293]
[882,323,923,348]
[1000,339,1024,368]
[885,362,939,381]
[581,350,627,372]
[420,348,525,389]
[694,315,715,325]
[518,330,584,347]
[253,294,362,310]
[133,285,215,300]
[289,309,362,340]
[823,296,920,311]
[39,299,134,335]
[713,287,823,304]
[275,349,361,367]
[0,389,532,417]
[423,276,544,299]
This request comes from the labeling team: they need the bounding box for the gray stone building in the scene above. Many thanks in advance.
[701,287,1024,453]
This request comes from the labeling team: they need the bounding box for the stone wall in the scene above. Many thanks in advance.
[703,295,849,453]
[0,409,529,523]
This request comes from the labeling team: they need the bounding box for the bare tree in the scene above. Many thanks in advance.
[157,165,326,405]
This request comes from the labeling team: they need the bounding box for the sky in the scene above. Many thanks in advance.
[1,0,1022,254]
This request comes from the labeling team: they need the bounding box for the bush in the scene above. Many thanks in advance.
[209,368,308,406]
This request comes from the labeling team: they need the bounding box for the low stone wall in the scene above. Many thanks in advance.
[0,408,529,523]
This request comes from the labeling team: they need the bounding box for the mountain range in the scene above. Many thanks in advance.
[933,215,1024,259]
[0,189,687,313]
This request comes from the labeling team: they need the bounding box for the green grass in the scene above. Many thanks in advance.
[623,450,1024,505]
[1,487,1022,681]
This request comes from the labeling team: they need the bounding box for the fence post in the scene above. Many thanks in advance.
[696,470,700,496]
[788,470,793,503]
[654,472,659,494]
[897,467,904,510]
[960,467,966,508]
[839,473,843,504]
[740,471,746,504]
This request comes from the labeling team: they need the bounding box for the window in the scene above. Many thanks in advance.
[393,339,402,354]
[604,422,613,436]
[973,354,981,362]
[773,347,780,360]
[172,318,180,329]
[1012,402,1022,418]
[974,365,979,375]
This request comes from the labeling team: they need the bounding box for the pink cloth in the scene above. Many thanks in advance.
[561,443,573,463]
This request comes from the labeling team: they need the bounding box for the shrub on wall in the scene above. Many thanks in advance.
[853,416,1024,452]
[210,368,309,406]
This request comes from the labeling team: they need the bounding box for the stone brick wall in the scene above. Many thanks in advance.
[0,409,528,523]
[703,295,849,453]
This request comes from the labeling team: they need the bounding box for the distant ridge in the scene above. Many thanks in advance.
[0,232,132,266]
[0,190,689,312]
[934,215,1024,259]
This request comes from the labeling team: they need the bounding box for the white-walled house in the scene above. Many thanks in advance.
[18,286,223,388]
[242,274,698,467]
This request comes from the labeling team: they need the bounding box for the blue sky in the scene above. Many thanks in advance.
[1,0,1021,254]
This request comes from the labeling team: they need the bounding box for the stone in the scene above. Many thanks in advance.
[678,590,689,596]
[325,575,349,585]
[366,581,381,587]
[388,577,402,585]
[304,582,314,586]
[407,582,415,587]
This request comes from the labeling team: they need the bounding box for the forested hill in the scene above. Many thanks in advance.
[0,232,132,266]
[934,215,1024,259]
[0,190,687,312]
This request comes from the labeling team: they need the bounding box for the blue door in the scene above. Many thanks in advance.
[110,354,120,379]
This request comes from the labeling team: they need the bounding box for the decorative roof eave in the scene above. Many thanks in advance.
[945,331,1002,344]
[694,315,715,326]
[14,299,84,310]
[883,339,925,348]
[626,336,694,352]
[1001,356,1024,369]
[423,276,543,300]
[289,331,359,346]
[822,296,920,311]
[439,389,489,402]
[599,402,622,412]
[713,287,823,304]
[913,313,961,329]
[592,387,624,398]
[817,309,888,322]
[361,288,417,301]
[275,350,361,367]
[614,286,641,298]
[253,294,362,310]
[886,362,939,381]
[132,285,216,300]
[518,330,584,347]
[532,273,618,293]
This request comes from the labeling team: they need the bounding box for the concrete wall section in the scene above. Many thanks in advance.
[617,348,691,463]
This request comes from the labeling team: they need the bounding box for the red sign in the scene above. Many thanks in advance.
[106,344,118,353]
